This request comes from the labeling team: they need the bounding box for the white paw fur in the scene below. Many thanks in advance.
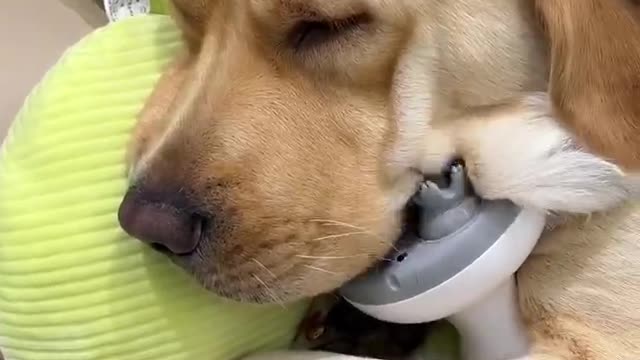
[423,93,632,214]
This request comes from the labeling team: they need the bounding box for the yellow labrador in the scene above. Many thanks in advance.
[118,0,640,358]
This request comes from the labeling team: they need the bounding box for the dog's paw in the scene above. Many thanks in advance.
[458,93,631,214]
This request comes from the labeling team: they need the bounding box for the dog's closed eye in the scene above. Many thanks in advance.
[288,13,372,51]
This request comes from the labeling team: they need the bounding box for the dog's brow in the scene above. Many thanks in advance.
[280,0,367,20]
[280,0,324,20]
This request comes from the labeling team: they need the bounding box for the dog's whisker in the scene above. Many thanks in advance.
[297,253,394,263]
[304,264,342,276]
[252,258,277,279]
[310,219,400,252]
[310,219,368,232]
[252,274,287,309]
[296,254,371,260]
[311,231,370,241]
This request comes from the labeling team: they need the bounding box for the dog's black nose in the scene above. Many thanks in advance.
[118,187,206,255]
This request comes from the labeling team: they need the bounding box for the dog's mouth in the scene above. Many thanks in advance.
[141,166,448,302]
[152,169,432,265]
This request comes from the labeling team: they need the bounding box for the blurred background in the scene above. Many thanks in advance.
[0,0,108,140]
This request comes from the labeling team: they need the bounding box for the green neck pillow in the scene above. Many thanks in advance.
[0,16,307,360]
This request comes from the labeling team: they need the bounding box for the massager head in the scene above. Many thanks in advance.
[340,163,546,323]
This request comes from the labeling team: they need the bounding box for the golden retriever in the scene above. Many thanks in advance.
[118,0,640,358]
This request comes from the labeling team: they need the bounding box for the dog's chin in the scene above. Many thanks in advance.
[148,242,394,304]
[147,245,257,302]
[146,199,415,304]
[148,217,414,304]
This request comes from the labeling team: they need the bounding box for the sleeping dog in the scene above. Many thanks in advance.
[118,0,640,358]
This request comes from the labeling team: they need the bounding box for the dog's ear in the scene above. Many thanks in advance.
[169,0,212,52]
[534,0,640,170]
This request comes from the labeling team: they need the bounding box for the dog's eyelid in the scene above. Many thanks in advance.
[287,13,372,51]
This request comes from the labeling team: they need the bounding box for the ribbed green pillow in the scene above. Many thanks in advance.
[0,16,307,360]
[150,0,170,14]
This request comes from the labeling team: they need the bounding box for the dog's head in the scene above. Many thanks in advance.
[119,0,434,303]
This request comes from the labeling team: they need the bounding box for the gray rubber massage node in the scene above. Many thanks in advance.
[414,163,479,240]
[340,162,548,360]
[340,162,521,306]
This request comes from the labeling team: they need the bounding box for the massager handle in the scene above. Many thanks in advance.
[449,277,530,360]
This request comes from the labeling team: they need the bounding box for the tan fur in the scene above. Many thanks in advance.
[519,207,640,360]
[125,0,640,358]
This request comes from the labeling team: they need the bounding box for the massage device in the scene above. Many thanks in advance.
[341,163,546,360]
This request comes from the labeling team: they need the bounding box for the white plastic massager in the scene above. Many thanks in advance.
[341,163,546,360]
